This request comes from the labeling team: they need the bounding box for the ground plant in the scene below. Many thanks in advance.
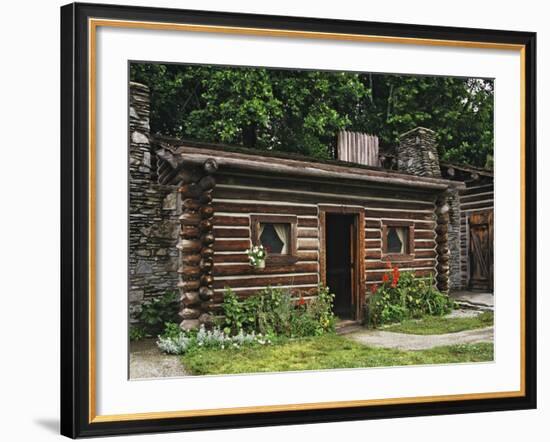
[157,285,337,355]
[367,264,454,328]
[134,291,179,337]
[221,285,335,338]
[156,323,272,355]
[129,326,147,341]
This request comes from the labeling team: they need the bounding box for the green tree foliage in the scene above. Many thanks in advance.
[131,63,493,168]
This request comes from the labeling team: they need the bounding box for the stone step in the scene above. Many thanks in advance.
[453,300,494,312]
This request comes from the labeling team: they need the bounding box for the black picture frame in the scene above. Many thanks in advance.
[60,2,537,438]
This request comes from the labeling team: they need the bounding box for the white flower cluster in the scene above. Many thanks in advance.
[156,333,192,355]
[196,325,230,348]
[246,245,267,267]
[156,325,272,355]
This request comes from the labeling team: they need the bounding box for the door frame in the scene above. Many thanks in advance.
[319,205,365,320]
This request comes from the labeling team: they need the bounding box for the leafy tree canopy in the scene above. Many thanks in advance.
[131,63,493,168]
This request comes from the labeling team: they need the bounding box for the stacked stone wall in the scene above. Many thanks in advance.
[129,82,180,322]
[446,187,462,290]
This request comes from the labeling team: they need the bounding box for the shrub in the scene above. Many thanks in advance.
[220,288,262,334]
[367,267,454,328]
[294,284,336,336]
[160,321,182,340]
[136,291,180,336]
[221,284,335,338]
[255,287,294,336]
[221,286,294,336]
[129,325,147,341]
[397,272,454,317]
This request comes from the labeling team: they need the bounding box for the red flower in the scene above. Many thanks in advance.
[382,273,389,283]
[371,284,378,294]
[391,266,400,287]
[298,296,306,306]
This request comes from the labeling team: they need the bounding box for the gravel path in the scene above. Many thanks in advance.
[445,308,484,319]
[130,339,189,379]
[348,326,493,351]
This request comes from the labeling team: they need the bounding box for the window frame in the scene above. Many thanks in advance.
[381,220,415,261]
[251,214,298,265]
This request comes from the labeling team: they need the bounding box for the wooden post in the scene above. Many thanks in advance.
[176,158,218,331]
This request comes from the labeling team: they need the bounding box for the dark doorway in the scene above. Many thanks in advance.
[325,214,355,319]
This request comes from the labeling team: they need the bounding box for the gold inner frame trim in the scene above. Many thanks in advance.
[88,17,527,424]
[91,390,524,423]
[90,18,525,50]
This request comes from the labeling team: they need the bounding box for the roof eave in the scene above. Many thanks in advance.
[170,145,465,191]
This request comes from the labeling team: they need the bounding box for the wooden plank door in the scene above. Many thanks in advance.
[468,210,494,291]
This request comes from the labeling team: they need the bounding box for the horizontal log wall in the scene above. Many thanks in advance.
[210,174,439,311]
[211,193,320,312]
[363,204,437,294]
[458,182,494,289]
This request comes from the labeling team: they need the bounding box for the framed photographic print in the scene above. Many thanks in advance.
[60,2,537,438]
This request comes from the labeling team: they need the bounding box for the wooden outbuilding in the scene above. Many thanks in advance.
[153,139,463,328]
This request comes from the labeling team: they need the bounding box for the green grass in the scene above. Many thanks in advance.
[382,311,493,335]
[181,334,493,375]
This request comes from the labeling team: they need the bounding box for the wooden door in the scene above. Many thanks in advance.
[468,211,494,291]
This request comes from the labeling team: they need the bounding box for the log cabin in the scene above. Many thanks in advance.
[129,82,494,330]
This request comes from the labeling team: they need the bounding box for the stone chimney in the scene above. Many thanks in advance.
[396,127,463,293]
[337,130,380,167]
[397,127,441,178]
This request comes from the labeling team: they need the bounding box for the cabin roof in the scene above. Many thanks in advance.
[153,136,465,191]
[439,161,494,177]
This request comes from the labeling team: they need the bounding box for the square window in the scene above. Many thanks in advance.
[382,222,414,259]
[386,226,409,254]
[259,223,290,254]
[251,215,298,264]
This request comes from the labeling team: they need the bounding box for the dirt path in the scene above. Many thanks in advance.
[348,326,493,351]
[130,339,189,379]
